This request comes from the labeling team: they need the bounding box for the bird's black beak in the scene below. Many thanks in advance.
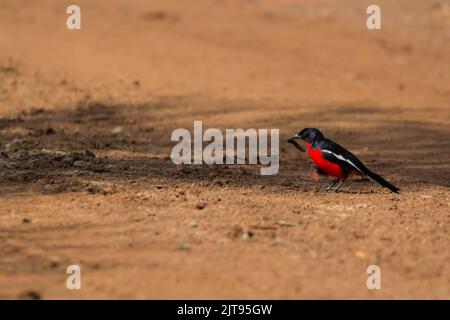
[287,135,305,152]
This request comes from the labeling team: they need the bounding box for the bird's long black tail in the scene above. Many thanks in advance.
[361,167,400,193]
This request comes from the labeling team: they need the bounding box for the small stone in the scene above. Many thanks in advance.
[73,160,87,167]
[241,231,254,239]
[19,290,41,300]
[49,256,60,268]
[188,221,198,228]
[195,202,206,210]
[355,250,367,259]
[22,218,31,224]
[111,126,123,134]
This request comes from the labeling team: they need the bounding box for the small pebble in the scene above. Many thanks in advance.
[188,221,198,228]
[19,290,41,300]
[241,231,254,239]
[111,126,123,134]
[22,218,31,224]
[73,160,87,167]
[195,202,206,210]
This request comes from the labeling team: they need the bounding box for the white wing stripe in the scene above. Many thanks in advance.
[322,149,364,174]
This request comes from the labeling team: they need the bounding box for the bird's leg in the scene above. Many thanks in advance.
[326,179,339,191]
[333,180,345,192]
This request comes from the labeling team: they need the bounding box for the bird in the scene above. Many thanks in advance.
[288,128,399,193]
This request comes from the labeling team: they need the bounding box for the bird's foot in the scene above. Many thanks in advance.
[326,179,340,192]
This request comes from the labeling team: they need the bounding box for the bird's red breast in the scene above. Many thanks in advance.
[307,143,346,179]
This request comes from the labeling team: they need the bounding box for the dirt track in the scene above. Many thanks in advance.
[0,0,449,299]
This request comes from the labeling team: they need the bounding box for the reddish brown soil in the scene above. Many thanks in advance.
[0,0,449,299]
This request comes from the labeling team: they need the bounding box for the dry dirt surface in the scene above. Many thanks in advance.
[0,0,449,299]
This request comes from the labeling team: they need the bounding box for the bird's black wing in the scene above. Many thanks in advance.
[318,139,368,175]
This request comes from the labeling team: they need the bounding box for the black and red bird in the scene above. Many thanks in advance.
[288,128,399,193]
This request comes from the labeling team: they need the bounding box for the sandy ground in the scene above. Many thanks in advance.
[0,0,449,299]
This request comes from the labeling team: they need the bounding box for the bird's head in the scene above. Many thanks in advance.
[290,128,324,143]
